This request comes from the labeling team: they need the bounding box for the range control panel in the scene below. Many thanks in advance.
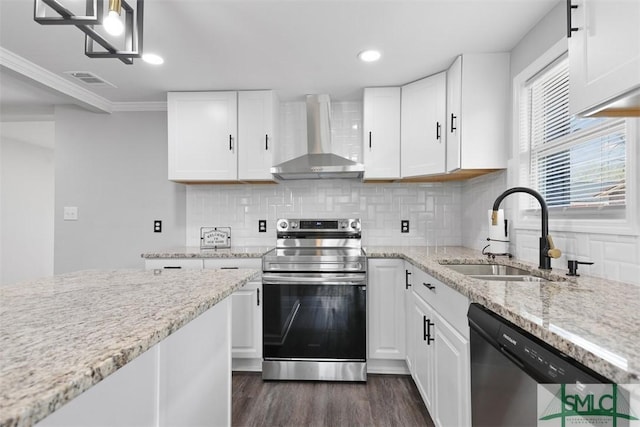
[276,218,361,233]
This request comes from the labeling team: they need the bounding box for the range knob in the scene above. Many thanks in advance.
[350,220,359,229]
[340,221,348,229]
[291,221,299,229]
[279,221,288,229]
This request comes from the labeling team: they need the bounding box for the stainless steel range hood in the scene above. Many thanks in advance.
[271,94,364,180]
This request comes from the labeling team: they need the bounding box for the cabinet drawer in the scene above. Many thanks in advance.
[144,259,204,270]
[203,258,261,270]
[411,266,439,307]
[412,266,469,338]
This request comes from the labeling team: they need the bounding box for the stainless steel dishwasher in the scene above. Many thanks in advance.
[467,303,610,426]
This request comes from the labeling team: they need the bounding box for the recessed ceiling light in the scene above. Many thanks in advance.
[358,50,381,62]
[142,53,164,65]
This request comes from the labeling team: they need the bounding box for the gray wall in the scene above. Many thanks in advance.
[510,1,567,79]
[54,106,186,273]
[1,120,55,284]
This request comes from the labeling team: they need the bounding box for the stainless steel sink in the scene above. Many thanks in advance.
[444,264,530,276]
[442,263,548,282]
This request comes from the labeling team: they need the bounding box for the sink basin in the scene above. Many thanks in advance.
[442,263,548,282]
[443,264,530,276]
[468,275,548,282]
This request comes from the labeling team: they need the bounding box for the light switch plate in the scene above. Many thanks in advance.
[63,206,78,221]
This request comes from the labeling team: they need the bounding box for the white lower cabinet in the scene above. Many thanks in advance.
[367,259,406,368]
[409,293,436,414]
[144,258,204,270]
[203,258,263,371]
[410,290,471,427]
[38,298,232,427]
[230,280,262,369]
[433,310,471,427]
[145,257,263,371]
[409,267,471,427]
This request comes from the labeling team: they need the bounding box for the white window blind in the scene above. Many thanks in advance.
[521,55,627,213]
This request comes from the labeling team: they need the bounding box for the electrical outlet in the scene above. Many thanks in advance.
[154,220,162,233]
[258,220,267,232]
[63,206,78,221]
[401,220,410,233]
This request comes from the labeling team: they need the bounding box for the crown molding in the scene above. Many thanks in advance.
[0,47,113,113]
[1,48,171,114]
[111,101,167,112]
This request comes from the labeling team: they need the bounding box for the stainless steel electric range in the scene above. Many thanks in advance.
[261,218,367,382]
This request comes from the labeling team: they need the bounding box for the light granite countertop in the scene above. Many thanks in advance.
[365,246,640,385]
[0,268,259,427]
[141,246,272,259]
[140,245,640,383]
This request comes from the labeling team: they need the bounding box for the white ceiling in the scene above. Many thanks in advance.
[0,0,560,110]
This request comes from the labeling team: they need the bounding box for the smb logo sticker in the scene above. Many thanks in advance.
[538,384,640,426]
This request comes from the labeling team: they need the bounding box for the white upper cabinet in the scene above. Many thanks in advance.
[568,0,640,116]
[168,90,277,182]
[446,53,509,173]
[363,87,401,180]
[401,72,447,178]
[238,90,277,181]
[168,91,238,182]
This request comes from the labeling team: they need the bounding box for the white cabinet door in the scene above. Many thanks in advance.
[168,91,238,182]
[446,54,509,172]
[433,311,471,427]
[363,87,401,180]
[367,259,406,360]
[238,90,277,181]
[569,0,640,116]
[231,281,262,360]
[404,262,415,373]
[411,292,435,415]
[401,72,446,178]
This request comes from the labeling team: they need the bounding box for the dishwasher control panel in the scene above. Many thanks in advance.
[469,304,608,384]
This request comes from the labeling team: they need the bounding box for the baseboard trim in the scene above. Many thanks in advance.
[232,358,262,372]
[366,359,410,375]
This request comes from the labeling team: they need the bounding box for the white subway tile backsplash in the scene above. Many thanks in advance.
[186,180,463,248]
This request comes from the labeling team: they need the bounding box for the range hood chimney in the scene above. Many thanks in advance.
[270,94,365,180]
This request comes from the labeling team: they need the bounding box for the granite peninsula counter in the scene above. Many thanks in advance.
[365,246,640,385]
[0,268,259,427]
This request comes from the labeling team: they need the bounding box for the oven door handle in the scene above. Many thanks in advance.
[262,274,366,286]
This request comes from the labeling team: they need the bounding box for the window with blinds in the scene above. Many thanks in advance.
[520,55,627,215]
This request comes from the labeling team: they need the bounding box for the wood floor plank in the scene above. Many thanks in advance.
[231,373,434,427]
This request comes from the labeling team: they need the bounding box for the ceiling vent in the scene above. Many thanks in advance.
[63,71,116,88]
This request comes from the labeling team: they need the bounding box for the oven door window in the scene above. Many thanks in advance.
[263,284,366,360]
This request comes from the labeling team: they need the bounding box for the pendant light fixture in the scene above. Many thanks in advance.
[103,0,124,36]
[34,0,144,65]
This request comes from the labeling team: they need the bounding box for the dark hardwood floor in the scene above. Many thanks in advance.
[232,372,435,427]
